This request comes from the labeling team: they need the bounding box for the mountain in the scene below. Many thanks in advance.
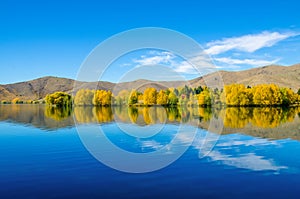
[190,64,300,90]
[0,64,300,101]
[0,76,115,101]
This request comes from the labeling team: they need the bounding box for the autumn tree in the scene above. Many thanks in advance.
[12,97,22,104]
[93,90,112,106]
[224,84,252,106]
[143,88,157,105]
[157,90,168,105]
[197,88,211,106]
[252,84,282,106]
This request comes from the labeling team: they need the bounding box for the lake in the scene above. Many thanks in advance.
[1,104,300,198]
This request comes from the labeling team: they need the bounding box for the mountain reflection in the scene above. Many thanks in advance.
[0,105,300,140]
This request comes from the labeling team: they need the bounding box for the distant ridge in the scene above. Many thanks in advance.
[0,64,300,101]
[189,64,300,90]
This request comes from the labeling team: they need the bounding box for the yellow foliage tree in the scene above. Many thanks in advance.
[224,84,252,106]
[253,84,282,106]
[143,88,157,105]
[197,88,211,106]
[156,90,168,105]
[12,97,21,104]
[93,90,112,106]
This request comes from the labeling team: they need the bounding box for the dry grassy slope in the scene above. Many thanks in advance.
[189,64,300,91]
[0,64,300,100]
[0,76,117,101]
[0,77,76,101]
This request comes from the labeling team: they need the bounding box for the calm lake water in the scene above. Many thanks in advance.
[1,104,300,198]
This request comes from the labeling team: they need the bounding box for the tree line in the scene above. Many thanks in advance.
[32,84,300,107]
[224,84,300,106]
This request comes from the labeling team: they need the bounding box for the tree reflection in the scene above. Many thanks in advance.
[93,107,114,123]
[2,104,297,130]
[251,108,292,128]
[41,105,300,128]
[74,106,97,123]
[45,106,72,121]
[165,107,180,122]
[198,107,213,122]
[142,107,153,125]
[221,107,298,128]
[222,108,251,128]
[128,107,138,124]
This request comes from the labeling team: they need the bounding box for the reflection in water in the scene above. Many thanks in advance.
[74,106,97,123]
[1,104,300,174]
[221,107,297,128]
[45,106,72,121]
[128,107,138,124]
[200,134,288,172]
[1,104,300,140]
[0,104,74,130]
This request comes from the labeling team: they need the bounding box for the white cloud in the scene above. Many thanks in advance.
[131,51,206,75]
[205,31,298,55]
[133,51,175,66]
[192,133,287,172]
[214,57,280,66]
[173,61,199,74]
[120,30,299,75]
[207,151,287,171]
[140,140,163,150]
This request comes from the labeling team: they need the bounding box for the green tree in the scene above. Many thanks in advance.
[194,86,203,94]
[45,92,72,107]
[280,87,297,106]
[168,91,178,106]
[128,89,138,105]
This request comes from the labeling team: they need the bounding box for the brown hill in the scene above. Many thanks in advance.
[190,64,300,91]
[0,76,76,101]
[0,64,300,101]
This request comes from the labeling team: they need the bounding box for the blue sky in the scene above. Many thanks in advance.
[1,0,300,84]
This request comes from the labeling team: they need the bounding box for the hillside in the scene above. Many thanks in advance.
[0,64,300,101]
[189,64,300,90]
